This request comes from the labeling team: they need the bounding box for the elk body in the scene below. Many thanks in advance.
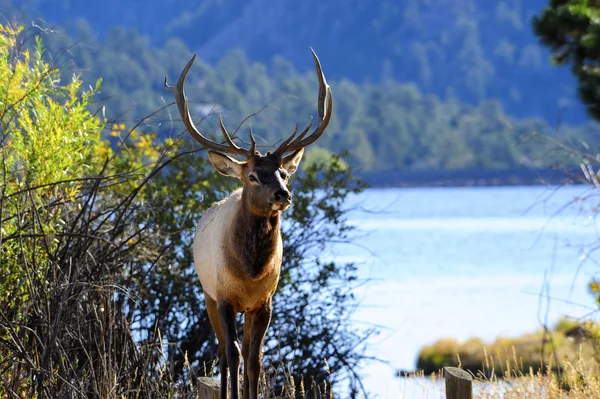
[164,48,333,399]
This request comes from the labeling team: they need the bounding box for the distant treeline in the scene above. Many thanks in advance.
[358,167,583,188]
[2,1,597,177]
[16,0,587,124]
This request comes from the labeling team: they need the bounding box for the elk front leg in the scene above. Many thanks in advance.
[204,293,228,399]
[242,312,254,399]
[247,297,272,399]
[219,301,241,399]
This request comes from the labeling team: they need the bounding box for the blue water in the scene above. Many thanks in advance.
[328,185,600,398]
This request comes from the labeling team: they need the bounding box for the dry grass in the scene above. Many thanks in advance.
[397,349,600,399]
[474,345,600,399]
[417,318,599,378]
[399,318,600,398]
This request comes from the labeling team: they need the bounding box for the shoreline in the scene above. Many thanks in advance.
[356,167,584,188]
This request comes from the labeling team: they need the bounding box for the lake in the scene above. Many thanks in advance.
[327,184,600,398]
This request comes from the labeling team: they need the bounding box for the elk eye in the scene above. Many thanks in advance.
[249,174,259,184]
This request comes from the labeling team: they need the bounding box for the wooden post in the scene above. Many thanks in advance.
[444,367,472,399]
[197,377,221,399]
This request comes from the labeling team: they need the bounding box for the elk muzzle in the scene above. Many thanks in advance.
[270,189,292,211]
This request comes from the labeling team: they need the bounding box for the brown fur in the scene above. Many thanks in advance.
[219,161,284,313]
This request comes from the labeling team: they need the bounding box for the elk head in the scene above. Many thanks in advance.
[164,48,333,217]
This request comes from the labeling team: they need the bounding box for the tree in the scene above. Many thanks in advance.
[533,1,600,347]
[533,0,600,120]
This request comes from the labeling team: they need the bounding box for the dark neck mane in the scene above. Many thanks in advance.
[230,191,281,279]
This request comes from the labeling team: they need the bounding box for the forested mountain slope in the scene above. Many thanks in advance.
[0,0,595,175]
[24,0,585,124]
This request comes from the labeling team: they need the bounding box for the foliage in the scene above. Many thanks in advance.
[533,0,600,120]
[0,23,373,398]
[301,146,348,171]
[591,279,600,308]
[0,23,103,304]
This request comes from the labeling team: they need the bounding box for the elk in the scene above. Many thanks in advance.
[164,48,333,399]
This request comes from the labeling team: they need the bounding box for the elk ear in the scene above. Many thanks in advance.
[282,148,304,175]
[208,150,245,179]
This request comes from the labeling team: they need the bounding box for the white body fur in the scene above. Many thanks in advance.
[192,191,236,302]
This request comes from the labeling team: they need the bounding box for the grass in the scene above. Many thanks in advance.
[474,353,600,398]
[395,318,600,398]
[396,349,600,399]
[416,318,599,378]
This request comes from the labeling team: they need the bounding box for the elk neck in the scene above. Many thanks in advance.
[227,188,282,280]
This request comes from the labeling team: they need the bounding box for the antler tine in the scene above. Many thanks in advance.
[273,123,299,156]
[165,54,250,156]
[295,116,314,143]
[279,47,333,153]
[218,115,249,156]
[248,125,257,155]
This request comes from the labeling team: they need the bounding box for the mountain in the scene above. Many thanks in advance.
[20,0,587,124]
[2,0,596,176]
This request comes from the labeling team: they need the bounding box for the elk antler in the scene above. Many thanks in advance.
[273,47,333,156]
[164,54,256,157]
[166,49,331,158]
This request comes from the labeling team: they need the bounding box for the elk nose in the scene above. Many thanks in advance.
[273,189,291,204]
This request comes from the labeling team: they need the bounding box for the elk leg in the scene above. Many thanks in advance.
[242,312,254,399]
[219,301,241,399]
[204,292,228,399]
[247,298,272,399]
